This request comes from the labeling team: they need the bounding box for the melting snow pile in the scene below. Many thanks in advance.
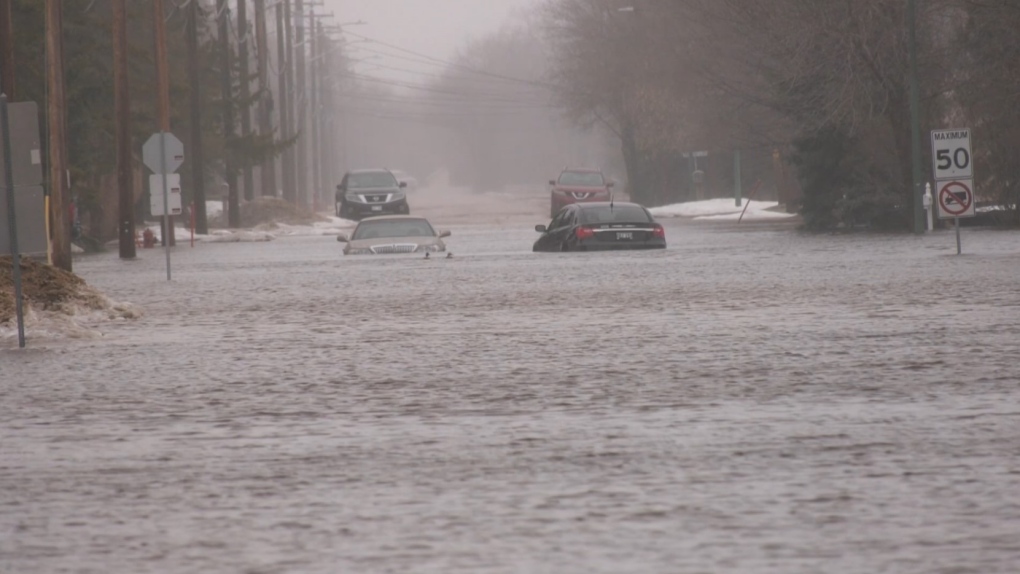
[650,199,797,221]
[211,197,328,228]
[0,256,141,342]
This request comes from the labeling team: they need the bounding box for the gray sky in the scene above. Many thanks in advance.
[324,0,540,79]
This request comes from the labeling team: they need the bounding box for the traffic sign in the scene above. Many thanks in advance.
[931,128,972,181]
[142,131,184,174]
[937,179,975,219]
[150,173,183,216]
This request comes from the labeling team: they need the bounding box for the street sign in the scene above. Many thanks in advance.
[682,151,709,158]
[150,173,183,216]
[937,179,975,219]
[931,128,972,181]
[142,131,184,174]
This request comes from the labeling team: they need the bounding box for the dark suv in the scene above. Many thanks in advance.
[549,168,614,218]
[336,168,409,220]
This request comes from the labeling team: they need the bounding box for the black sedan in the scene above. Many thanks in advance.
[533,202,666,252]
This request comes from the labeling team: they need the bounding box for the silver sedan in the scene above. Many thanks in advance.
[336,215,450,255]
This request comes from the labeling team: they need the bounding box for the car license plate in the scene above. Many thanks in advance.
[616,232,633,240]
[371,206,382,211]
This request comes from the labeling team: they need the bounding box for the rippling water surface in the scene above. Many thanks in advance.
[3,216,1020,573]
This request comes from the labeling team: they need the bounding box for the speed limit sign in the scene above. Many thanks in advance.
[931,128,972,180]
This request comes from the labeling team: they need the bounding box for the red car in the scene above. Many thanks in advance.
[548,168,615,217]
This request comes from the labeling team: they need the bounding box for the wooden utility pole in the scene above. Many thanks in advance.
[153,0,176,246]
[309,13,321,211]
[280,0,296,204]
[323,35,338,189]
[113,0,135,259]
[254,0,276,196]
[45,0,70,271]
[237,0,254,201]
[218,0,240,228]
[294,0,308,209]
[187,0,207,233]
[0,0,14,99]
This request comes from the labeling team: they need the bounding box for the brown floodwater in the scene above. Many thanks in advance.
[2,196,1019,573]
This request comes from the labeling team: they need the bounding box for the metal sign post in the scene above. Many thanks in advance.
[1,93,25,347]
[142,131,184,281]
[935,180,974,255]
[159,133,171,280]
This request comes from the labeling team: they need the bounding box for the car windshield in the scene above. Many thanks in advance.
[348,171,398,189]
[579,205,651,224]
[558,171,604,186]
[352,219,436,240]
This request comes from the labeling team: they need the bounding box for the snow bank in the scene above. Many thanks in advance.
[650,199,797,221]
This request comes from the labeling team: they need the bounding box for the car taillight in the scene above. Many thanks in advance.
[651,224,665,239]
[576,227,595,240]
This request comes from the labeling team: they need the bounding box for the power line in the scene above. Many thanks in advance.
[340,29,558,91]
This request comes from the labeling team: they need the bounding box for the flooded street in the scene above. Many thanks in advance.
[3,190,1020,573]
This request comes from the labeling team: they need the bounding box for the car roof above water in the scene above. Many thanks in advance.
[348,168,394,175]
[572,201,643,210]
[357,214,430,223]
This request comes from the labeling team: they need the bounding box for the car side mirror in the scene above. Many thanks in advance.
[336,233,348,242]
[607,180,616,188]
[548,180,556,186]
[438,230,451,238]
[535,224,547,233]
[399,181,407,188]
[336,184,343,191]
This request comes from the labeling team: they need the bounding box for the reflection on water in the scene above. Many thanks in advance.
[2,220,1019,573]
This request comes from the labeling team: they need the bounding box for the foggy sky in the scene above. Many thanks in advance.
[324,0,540,78]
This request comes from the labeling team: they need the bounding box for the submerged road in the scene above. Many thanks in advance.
[2,189,1020,573]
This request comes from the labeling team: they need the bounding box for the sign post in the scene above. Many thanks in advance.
[142,131,184,280]
[931,129,975,254]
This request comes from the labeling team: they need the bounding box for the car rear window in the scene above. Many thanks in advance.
[579,205,651,224]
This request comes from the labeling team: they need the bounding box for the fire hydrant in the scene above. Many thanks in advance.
[142,228,156,248]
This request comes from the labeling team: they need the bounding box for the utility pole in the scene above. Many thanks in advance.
[320,35,333,190]
[0,0,14,99]
[237,0,254,201]
[219,0,240,227]
[254,0,276,196]
[280,0,296,204]
[45,0,70,271]
[153,0,176,246]
[294,0,308,209]
[318,24,332,192]
[113,0,135,259]
[187,0,207,233]
[908,0,924,234]
[309,12,321,211]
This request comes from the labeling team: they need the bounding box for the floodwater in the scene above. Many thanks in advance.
[3,189,1020,573]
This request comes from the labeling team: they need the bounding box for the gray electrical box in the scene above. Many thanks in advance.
[1,101,47,257]
[0,184,46,255]
[0,102,43,186]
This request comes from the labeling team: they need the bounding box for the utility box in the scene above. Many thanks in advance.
[1,101,47,257]
[0,184,46,255]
